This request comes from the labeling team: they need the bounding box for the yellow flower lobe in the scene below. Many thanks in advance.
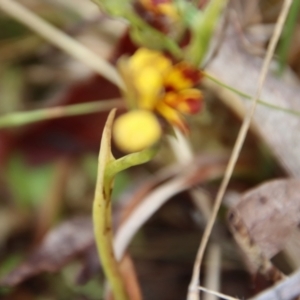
[133,66,163,110]
[129,48,171,74]
[113,110,162,153]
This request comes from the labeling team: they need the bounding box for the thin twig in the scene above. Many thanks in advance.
[203,244,221,300]
[198,286,240,300]
[187,1,293,299]
[0,99,123,128]
[0,0,124,89]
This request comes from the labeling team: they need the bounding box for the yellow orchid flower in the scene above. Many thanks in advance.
[114,48,203,152]
[118,48,171,110]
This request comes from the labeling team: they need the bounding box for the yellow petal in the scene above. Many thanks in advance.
[156,101,188,133]
[113,110,162,153]
[119,48,172,110]
[130,48,171,75]
[117,57,139,109]
[134,66,163,110]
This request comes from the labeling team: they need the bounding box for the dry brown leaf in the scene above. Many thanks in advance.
[228,207,285,283]
[0,216,93,287]
[206,23,300,176]
[229,178,300,258]
[228,179,300,282]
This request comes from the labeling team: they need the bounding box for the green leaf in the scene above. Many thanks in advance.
[185,0,227,66]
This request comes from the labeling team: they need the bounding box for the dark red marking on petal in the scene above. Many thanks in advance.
[181,66,202,85]
[185,98,203,114]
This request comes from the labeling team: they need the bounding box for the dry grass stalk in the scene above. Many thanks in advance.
[187,0,294,299]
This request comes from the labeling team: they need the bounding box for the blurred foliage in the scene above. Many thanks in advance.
[0,0,299,299]
[0,16,31,40]
[277,0,300,74]
[6,154,55,208]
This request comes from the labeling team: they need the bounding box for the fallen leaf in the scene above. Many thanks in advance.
[206,24,300,176]
[228,178,300,259]
[227,178,300,283]
[0,216,93,287]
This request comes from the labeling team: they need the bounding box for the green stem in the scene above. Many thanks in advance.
[93,191,128,300]
[204,72,300,117]
[1,72,300,130]
[105,147,158,183]
[186,0,226,66]
[93,110,158,300]
[0,99,123,128]
[128,13,183,59]
[92,0,182,59]
[93,110,129,300]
